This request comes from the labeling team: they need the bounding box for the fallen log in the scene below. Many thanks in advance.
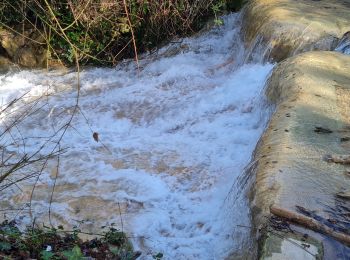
[270,205,350,246]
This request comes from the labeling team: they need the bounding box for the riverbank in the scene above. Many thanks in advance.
[0,0,245,69]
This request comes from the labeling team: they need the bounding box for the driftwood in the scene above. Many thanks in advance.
[270,205,350,246]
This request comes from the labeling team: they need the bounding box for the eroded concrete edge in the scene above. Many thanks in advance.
[249,51,350,259]
[242,0,350,62]
[243,1,350,258]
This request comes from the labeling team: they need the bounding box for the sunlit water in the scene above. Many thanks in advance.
[0,13,274,259]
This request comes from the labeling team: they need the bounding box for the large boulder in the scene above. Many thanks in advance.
[242,0,350,61]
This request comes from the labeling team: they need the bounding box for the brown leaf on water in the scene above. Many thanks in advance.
[93,132,99,142]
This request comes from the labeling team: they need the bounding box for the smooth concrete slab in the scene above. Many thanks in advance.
[250,51,350,258]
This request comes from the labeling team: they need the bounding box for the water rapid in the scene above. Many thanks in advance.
[0,13,274,259]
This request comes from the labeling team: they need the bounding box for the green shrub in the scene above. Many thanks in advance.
[0,220,137,259]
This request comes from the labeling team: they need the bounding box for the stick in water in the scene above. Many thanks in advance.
[270,205,350,246]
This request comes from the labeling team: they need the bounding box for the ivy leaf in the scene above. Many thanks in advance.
[41,250,54,260]
[62,245,84,260]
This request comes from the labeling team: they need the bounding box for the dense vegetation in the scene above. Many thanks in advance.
[0,220,142,259]
[0,0,245,66]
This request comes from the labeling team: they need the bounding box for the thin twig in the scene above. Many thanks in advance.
[122,0,139,72]
[49,143,60,227]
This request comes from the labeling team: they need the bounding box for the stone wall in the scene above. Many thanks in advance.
[242,0,350,62]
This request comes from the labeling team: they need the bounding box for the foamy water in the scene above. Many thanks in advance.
[0,13,273,259]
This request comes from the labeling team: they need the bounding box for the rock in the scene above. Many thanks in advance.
[242,0,350,62]
[0,56,12,73]
[0,28,47,68]
[15,46,47,68]
[0,28,21,57]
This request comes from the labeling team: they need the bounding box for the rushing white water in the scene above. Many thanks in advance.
[0,13,273,259]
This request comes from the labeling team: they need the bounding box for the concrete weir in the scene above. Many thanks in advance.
[243,0,350,259]
[243,0,350,62]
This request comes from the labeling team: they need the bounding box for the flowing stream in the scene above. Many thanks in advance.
[0,13,274,259]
